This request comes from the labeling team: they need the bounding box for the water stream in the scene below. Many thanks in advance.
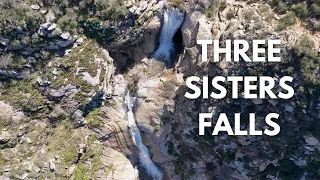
[124,8,185,180]
[125,93,163,180]
[153,8,184,66]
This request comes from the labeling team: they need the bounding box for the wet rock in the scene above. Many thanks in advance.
[155,1,164,10]
[181,11,202,48]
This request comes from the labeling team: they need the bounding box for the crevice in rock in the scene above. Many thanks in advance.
[171,27,184,68]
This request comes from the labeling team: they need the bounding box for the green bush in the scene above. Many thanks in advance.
[94,0,126,21]
[291,3,309,19]
[292,36,320,86]
[299,54,320,86]
[75,164,89,180]
[265,0,320,31]
[274,1,289,14]
[310,4,320,18]
[298,35,314,51]
[57,12,78,33]
[0,3,44,36]
[85,108,102,127]
[204,0,227,19]
[277,12,297,31]
[310,21,320,31]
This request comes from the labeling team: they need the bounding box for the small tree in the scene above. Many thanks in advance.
[277,12,297,31]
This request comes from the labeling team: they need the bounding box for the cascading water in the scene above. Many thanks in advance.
[125,93,163,180]
[153,8,184,66]
[123,8,185,179]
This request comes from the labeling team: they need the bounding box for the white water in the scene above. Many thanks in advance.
[153,8,184,63]
[123,8,184,179]
[125,93,163,180]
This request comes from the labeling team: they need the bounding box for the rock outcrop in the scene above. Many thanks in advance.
[97,148,137,180]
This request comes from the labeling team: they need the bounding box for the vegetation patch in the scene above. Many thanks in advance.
[204,0,227,19]
[0,79,48,117]
[74,163,89,180]
[85,108,103,127]
[49,40,106,93]
[277,12,297,31]
[266,0,320,31]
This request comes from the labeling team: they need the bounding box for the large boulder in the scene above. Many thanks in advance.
[96,147,137,180]
[181,11,213,48]
[178,11,213,76]
[91,100,134,155]
[0,101,14,121]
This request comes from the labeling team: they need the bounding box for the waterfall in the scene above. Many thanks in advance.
[153,8,184,65]
[125,93,163,180]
